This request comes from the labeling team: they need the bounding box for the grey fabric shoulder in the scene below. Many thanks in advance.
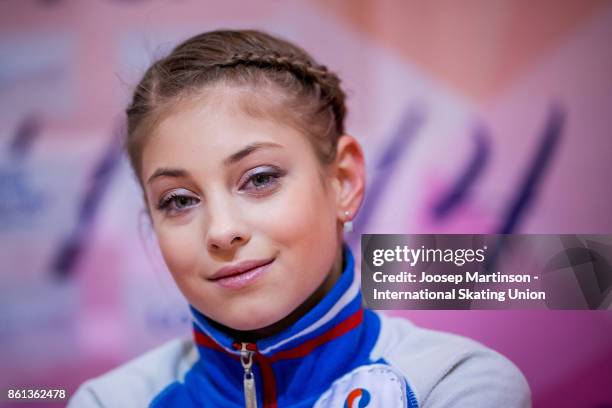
[371,312,531,408]
[67,337,197,408]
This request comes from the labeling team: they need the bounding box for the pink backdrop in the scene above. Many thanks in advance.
[1,1,611,407]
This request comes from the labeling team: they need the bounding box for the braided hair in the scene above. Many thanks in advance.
[125,29,347,184]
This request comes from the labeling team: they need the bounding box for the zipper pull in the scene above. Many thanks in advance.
[240,342,257,408]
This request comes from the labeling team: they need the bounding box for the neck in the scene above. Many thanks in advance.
[207,244,345,342]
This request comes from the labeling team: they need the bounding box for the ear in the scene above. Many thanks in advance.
[331,134,366,224]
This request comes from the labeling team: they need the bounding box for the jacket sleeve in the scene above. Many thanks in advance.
[67,382,104,408]
[372,313,531,408]
[65,338,197,408]
[419,347,531,408]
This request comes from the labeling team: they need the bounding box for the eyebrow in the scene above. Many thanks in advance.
[146,141,283,185]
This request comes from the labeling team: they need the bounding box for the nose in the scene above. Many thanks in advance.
[205,196,250,252]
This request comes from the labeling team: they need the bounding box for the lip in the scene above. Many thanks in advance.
[208,258,275,289]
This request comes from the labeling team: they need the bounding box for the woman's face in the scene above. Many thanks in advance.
[141,89,342,331]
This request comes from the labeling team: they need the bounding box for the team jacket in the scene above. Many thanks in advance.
[69,245,531,407]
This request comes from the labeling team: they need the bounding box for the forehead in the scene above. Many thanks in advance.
[141,86,311,174]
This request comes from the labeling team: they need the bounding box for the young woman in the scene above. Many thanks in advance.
[69,29,530,407]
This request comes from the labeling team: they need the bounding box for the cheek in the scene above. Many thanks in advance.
[155,223,202,280]
[253,174,337,255]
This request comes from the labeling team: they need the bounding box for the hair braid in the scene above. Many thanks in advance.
[214,51,345,135]
[125,29,348,183]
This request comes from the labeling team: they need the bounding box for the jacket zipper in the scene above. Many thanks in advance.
[240,342,257,408]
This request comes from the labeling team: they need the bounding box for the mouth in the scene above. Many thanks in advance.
[208,258,275,289]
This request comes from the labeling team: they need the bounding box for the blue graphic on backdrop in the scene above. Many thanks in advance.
[51,123,125,279]
[347,102,565,280]
[0,115,46,229]
[432,123,491,220]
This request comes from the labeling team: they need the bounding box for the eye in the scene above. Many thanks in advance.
[252,173,274,187]
[240,166,285,193]
[157,190,200,215]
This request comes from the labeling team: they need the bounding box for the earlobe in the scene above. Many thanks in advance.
[343,210,354,232]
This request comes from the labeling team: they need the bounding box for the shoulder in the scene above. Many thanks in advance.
[67,337,197,408]
[371,311,531,408]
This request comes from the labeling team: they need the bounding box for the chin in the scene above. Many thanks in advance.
[223,307,287,332]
